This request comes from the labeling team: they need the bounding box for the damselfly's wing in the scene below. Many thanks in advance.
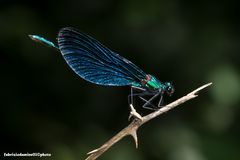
[58,27,147,86]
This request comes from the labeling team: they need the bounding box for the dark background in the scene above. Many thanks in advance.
[1,0,240,160]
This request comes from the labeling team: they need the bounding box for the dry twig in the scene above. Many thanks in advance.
[86,82,212,160]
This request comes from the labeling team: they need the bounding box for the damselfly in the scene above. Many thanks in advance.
[29,27,174,110]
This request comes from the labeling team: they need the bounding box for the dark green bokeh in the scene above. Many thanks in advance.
[1,0,240,160]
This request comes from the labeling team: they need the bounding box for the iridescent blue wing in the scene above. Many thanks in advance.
[58,27,147,86]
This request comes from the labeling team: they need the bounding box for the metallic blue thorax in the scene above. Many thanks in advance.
[132,74,165,91]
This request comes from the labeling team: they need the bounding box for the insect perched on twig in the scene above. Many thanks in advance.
[29,27,174,111]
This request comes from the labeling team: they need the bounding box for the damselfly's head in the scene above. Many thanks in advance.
[164,82,174,96]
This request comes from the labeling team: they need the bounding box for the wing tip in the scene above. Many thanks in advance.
[58,27,75,37]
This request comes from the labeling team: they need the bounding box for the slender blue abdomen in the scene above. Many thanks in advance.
[29,35,58,50]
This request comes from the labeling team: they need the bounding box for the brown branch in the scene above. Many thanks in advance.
[85,82,212,160]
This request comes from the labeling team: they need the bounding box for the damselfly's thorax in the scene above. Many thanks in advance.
[141,75,152,87]
[140,74,174,95]
[141,74,161,90]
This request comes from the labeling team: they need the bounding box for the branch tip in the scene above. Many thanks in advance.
[194,82,212,93]
[87,149,99,155]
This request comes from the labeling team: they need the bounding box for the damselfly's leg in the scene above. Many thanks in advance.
[128,86,146,106]
[141,93,160,110]
[128,88,158,110]
[128,90,156,108]
[142,92,165,110]
[157,94,164,107]
[138,96,155,109]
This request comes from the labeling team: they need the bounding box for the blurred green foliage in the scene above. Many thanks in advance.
[1,0,240,160]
